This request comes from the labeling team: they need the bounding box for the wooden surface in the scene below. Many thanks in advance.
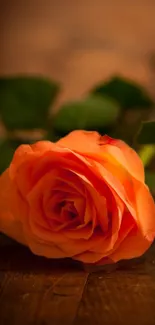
[0,235,155,325]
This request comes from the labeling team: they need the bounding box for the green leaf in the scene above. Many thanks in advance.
[145,171,155,194]
[137,121,155,144]
[91,76,153,109]
[138,145,155,166]
[52,95,120,135]
[0,76,60,130]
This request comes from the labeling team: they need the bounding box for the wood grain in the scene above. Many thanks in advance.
[0,239,88,325]
[0,271,88,325]
[74,244,155,325]
[74,271,155,325]
[0,236,155,325]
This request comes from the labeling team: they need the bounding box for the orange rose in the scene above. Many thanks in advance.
[0,130,155,264]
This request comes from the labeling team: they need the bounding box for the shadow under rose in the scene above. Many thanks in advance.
[0,234,81,274]
[0,234,155,275]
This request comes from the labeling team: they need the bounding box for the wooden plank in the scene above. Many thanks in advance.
[1,238,155,325]
[74,246,155,325]
[34,272,88,325]
[0,270,88,325]
[0,271,61,325]
[0,237,88,325]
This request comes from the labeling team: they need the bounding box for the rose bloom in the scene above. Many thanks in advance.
[0,130,155,265]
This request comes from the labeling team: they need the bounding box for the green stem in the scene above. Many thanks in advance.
[138,145,155,167]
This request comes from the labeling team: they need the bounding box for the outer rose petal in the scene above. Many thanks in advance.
[0,169,26,245]
[101,136,144,182]
[133,180,155,240]
[0,131,154,266]
[109,228,151,262]
[56,131,144,182]
[27,238,67,259]
[107,181,155,262]
[10,141,55,178]
[56,130,103,153]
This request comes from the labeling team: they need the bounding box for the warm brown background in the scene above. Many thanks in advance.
[1,0,155,107]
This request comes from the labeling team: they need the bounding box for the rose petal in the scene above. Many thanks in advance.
[73,250,107,263]
[10,144,33,177]
[92,161,136,218]
[102,137,144,182]
[28,239,67,258]
[0,169,26,245]
[76,172,109,231]
[60,227,108,256]
[133,180,155,240]
[56,131,144,183]
[109,228,151,262]
[64,223,94,240]
[56,130,102,153]
[90,195,124,255]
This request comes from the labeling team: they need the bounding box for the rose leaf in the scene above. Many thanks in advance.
[0,76,60,130]
[91,76,154,109]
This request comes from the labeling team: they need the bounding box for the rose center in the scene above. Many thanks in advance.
[58,200,78,221]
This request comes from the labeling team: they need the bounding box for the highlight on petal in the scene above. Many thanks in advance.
[101,137,145,182]
[56,131,144,182]
[56,130,102,153]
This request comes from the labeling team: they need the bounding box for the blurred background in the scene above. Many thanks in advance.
[0,0,155,185]
[1,0,155,106]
